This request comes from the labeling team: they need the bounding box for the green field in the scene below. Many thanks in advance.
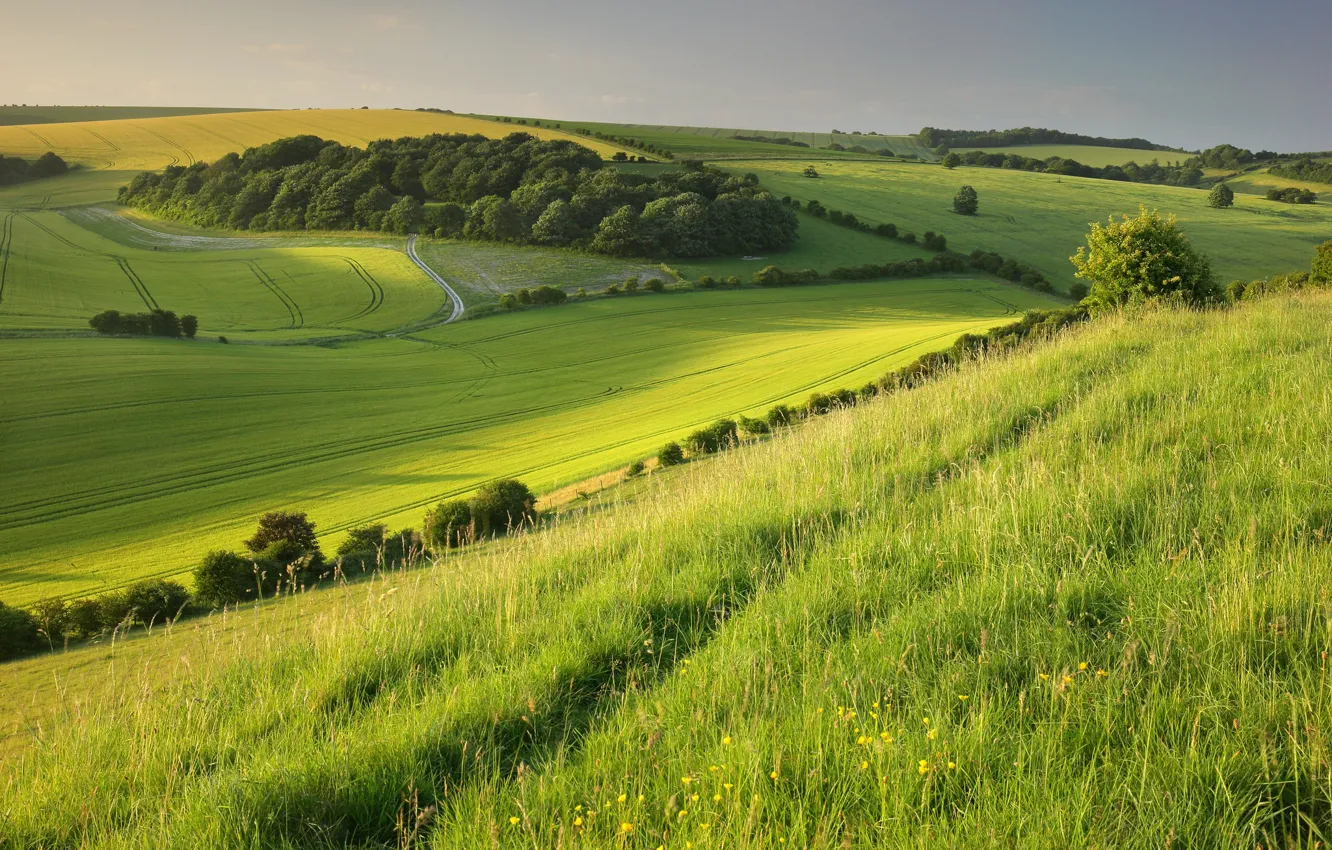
[499,118,938,160]
[0,277,1054,604]
[734,158,1332,289]
[5,291,1331,847]
[951,144,1186,167]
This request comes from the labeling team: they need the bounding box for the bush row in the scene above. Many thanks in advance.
[0,479,540,662]
[966,249,1056,293]
[1265,187,1317,204]
[747,253,970,287]
[788,197,948,251]
[90,309,198,338]
[0,151,68,186]
[572,128,675,161]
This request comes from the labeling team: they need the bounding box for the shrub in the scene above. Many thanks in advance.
[1069,282,1090,301]
[337,524,388,557]
[1208,183,1234,209]
[499,293,517,309]
[738,415,770,436]
[218,335,228,344]
[953,185,979,215]
[245,511,322,562]
[180,315,198,338]
[29,598,70,644]
[624,277,640,293]
[874,222,898,238]
[658,441,685,467]
[120,580,190,625]
[1224,279,1248,303]
[626,460,645,477]
[806,392,832,415]
[803,166,819,178]
[469,478,536,538]
[574,287,588,298]
[1072,207,1216,307]
[922,231,947,252]
[605,284,622,296]
[725,276,741,287]
[1313,241,1332,282]
[425,499,473,549]
[766,404,794,427]
[685,420,738,456]
[644,278,665,292]
[65,599,104,640]
[0,602,41,660]
[753,265,784,286]
[697,275,716,289]
[902,232,917,244]
[194,550,263,607]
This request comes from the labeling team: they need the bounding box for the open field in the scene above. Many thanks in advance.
[1223,168,1332,197]
[500,118,937,160]
[951,144,1186,167]
[4,292,1330,847]
[0,105,261,126]
[0,109,632,174]
[0,278,1055,605]
[733,158,1332,289]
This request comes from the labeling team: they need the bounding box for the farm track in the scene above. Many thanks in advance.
[406,234,464,323]
[140,126,195,166]
[22,127,53,148]
[0,212,13,307]
[337,256,385,320]
[245,260,303,328]
[16,212,160,309]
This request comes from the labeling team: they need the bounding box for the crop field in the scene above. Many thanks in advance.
[0,278,1056,604]
[734,158,1332,289]
[5,292,1331,848]
[951,144,1185,167]
[0,109,631,173]
[0,105,261,127]
[507,118,937,160]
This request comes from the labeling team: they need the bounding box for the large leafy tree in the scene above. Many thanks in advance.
[1070,207,1217,308]
[1208,183,1234,209]
[1313,240,1332,282]
[953,185,978,215]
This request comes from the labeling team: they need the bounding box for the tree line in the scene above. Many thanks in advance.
[570,128,674,160]
[90,309,198,338]
[116,133,797,259]
[0,151,68,186]
[919,126,1175,152]
[942,149,1206,187]
[1265,187,1318,204]
[1267,156,1332,185]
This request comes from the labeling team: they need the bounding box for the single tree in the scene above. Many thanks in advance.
[245,511,320,557]
[180,315,198,338]
[1208,183,1234,209]
[1312,240,1332,282]
[1070,206,1217,308]
[953,185,979,216]
[657,442,685,466]
[941,152,962,170]
[803,166,819,179]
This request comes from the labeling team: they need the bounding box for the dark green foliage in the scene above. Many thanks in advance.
[657,441,685,467]
[920,126,1172,152]
[828,254,967,281]
[685,420,738,456]
[194,550,263,607]
[425,499,473,549]
[731,134,810,148]
[946,146,1208,187]
[1268,156,1332,185]
[470,479,536,539]
[1208,183,1234,209]
[737,415,770,437]
[644,278,665,292]
[696,275,716,289]
[803,166,819,178]
[941,152,961,169]
[337,524,388,557]
[244,511,323,567]
[921,231,947,252]
[953,185,979,215]
[765,404,794,427]
[65,599,104,640]
[874,222,898,238]
[0,151,69,186]
[28,598,70,644]
[1069,282,1089,301]
[89,309,190,338]
[119,133,796,259]
[902,231,917,244]
[119,580,190,625]
[1313,241,1332,282]
[499,293,517,309]
[513,285,567,307]
[0,602,41,660]
[626,460,645,477]
[806,392,832,415]
[1265,187,1317,204]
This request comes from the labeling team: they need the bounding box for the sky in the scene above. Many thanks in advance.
[3,0,1330,152]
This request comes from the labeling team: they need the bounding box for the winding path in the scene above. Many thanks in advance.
[406,234,464,324]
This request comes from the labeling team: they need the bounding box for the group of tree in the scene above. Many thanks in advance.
[732,134,810,148]
[89,309,198,338]
[919,126,1174,152]
[424,479,536,549]
[941,148,1206,187]
[0,151,68,186]
[1268,156,1332,185]
[117,133,798,259]
[570,127,674,160]
[1265,187,1318,204]
[965,249,1054,292]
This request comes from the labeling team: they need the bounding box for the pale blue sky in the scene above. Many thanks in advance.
[3,0,1329,151]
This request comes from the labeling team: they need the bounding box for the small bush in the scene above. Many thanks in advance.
[626,460,646,477]
[469,478,536,539]
[337,524,387,557]
[658,442,685,467]
[738,415,770,436]
[605,284,622,296]
[685,419,738,456]
[725,276,742,287]
[697,275,716,289]
[0,602,41,661]
[218,335,228,344]
[29,598,70,643]
[194,550,262,607]
[624,277,640,292]
[1069,282,1089,301]
[120,580,190,625]
[644,278,665,292]
[806,392,832,415]
[245,511,322,563]
[425,499,473,549]
[766,404,794,427]
[65,599,104,640]
[499,293,517,309]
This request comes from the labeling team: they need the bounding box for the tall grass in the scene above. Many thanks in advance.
[3,294,1331,848]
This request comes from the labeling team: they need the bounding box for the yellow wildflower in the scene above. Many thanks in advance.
[722,736,733,745]
[1079,661,1088,671]
[509,816,521,826]
[620,822,634,834]
[917,759,929,775]
[574,817,584,826]
[927,728,938,740]
[617,793,627,803]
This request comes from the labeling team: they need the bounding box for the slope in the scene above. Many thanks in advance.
[3,291,1330,848]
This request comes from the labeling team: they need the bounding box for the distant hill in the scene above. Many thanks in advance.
[0,106,265,127]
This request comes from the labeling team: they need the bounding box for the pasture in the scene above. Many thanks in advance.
[0,278,1056,604]
[735,158,1332,289]
[5,292,1331,848]
[951,144,1184,167]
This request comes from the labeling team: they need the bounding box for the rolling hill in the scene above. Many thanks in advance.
[3,289,1330,847]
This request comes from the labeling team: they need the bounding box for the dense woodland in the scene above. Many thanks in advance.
[919,126,1175,152]
[0,151,68,185]
[1269,156,1332,185]
[117,133,798,258]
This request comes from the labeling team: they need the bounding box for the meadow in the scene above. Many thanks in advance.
[735,158,1332,290]
[950,144,1184,167]
[0,278,1054,604]
[3,291,1330,848]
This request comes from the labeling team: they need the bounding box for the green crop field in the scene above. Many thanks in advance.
[4,291,1331,848]
[732,158,1332,290]
[951,144,1185,167]
[0,277,1054,604]
[0,105,262,127]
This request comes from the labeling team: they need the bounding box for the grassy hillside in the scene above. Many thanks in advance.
[0,278,1051,604]
[735,158,1332,290]
[4,292,1330,847]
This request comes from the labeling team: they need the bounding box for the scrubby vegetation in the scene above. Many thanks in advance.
[116,133,796,258]
[0,151,68,186]
[1267,155,1332,185]
[1265,186,1318,204]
